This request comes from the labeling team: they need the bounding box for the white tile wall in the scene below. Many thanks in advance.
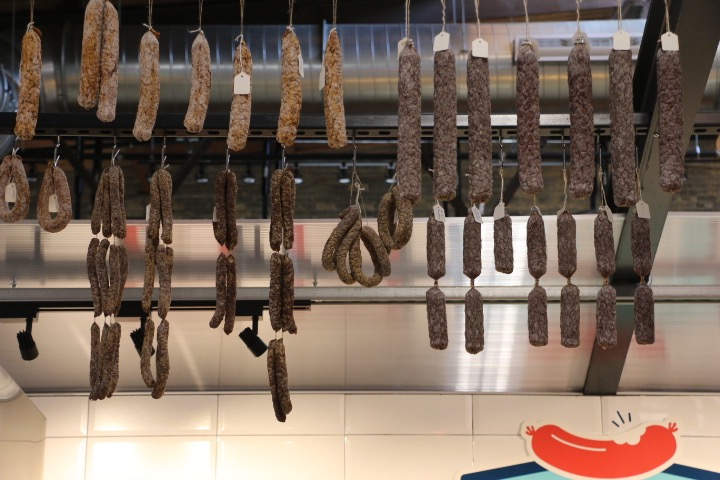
[345,394,472,435]
[473,395,603,435]
[85,436,216,480]
[218,394,344,435]
[42,438,87,480]
[88,395,217,436]
[602,395,720,436]
[217,436,344,480]
[31,396,88,437]
[31,393,720,480]
[345,435,473,480]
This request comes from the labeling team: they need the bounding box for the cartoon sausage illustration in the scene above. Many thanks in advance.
[523,422,678,479]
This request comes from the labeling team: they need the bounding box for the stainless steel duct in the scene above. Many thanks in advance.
[2,19,719,117]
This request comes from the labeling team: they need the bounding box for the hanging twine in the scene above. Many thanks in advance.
[27,0,35,30]
[143,0,158,32]
[288,0,295,27]
[240,0,245,38]
[561,139,568,212]
[332,0,338,29]
[664,0,671,33]
[575,0,582,34]
[440,0,446,32]
[617,0,622,31]
[498,138,505,203]
[474,0,481,36]
[404,0,411,39]
[190,0,204,33]
[522,0,529,41]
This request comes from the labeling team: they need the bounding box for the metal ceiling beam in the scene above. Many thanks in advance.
[583,0,720,396]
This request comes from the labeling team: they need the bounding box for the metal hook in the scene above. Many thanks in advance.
[352,135,357,173]
[160,137,168,169]
[12,136,20,155]
[111,138,120,166]
[53,136,61,167]
[225,148,231,172]
[281,145,287,170]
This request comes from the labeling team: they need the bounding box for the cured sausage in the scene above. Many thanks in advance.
[397,41,422,203]
[465,287,484,354]
[335,218,361,285]
[467,54,492,204]
[432,48,457,201]
[156,169,173,245]
[322,205,360,271]
[184,31,211,134]
[269,169,284,252]
[140,317,156,388]
[14,27,42,140]
[631,213,652,279]
[0,155,31,223]
[95,239,111,317]
[561,283,580,348]
[596,284,617,348]
[87,238,102,317]
[609,49,637,206]
[96,0,119,123]
[568,40,595,199]
[225,170,239,251]
[657,49,684,193]
[213,171,227,246]
[594,209,615,279]
[528,284,548,347]
[37,163,72,233]
[426,285,448,350]
[227,40,253,151]
[276,28,302,146]
[281,170,296,251]
[151,318,170,399]
[266,339,286,422]
[141,240,156,314]
[108,165,127,239]
[280,254,297,334]
[78,0,103,109]
[516,43,542,195]
[89,321,101,399]
[274,338,292,416]
[323,29,348,149]
[426,214,446,280]
[133,30,161,142]
[557,210,576,279]
[527,209,546,280]
[463,212,482,280]
[269,252,283,331]
[224,254,237,335]
[634,282,655,345]
[494,214,514,274]
[209,254,228,329]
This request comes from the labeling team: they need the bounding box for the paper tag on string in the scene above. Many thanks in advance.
[471,205,483,224]
[298,52,305,77]
[233,72,251,95]
[398,38,410,59]
[319,63,325,90]
[661,32,679,51]
[48,194,59,213]
[5,183,16,203]
[493,202,505,221]
[433,204,446,223]
[613,31,631,51]
[212,206,218,223]
[146,204,151,222]
[433,31,450,52]
[471,38,489,58]
[636,200,651,219]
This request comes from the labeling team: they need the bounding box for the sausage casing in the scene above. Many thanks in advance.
[276,28,302,146]
[15,27,42,140]
[183,31,212,134]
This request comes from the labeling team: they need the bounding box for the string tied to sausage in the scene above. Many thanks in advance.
[189,0,204,34]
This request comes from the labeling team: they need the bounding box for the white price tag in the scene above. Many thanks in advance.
[471,38,489,58]
[613,31,631,51]
[471,205,483,224]
[433,204,446,223]
[398,38,410,59]
[493,201,505,221]
[212,206,218,223]
[661,32,679,52]
[433,31,450,52]
[48,194,59,213]
[298,52,305,78]
[146,204,151,222]
[233,72,251,95]
[5,183,16,203]
[319,63,325,90]
[636,200,651,219]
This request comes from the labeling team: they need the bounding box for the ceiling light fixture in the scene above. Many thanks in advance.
[338,163,351,184]
[242,164,256,185]
[239,315,268,357]
[17,317,38,361]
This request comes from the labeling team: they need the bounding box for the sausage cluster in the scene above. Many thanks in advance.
[133,30,161,142]
[184,31,212,134]
[227,40,253,151]
[527,209,548,346]
[568,40,595,199]
[609,49,637,207]
[397,41,422,203]
[37,162,72,232]
[14,26,42,140]
[631,211,655,344]
[463,213,484,354]
[276,28,303,147]
[557,210,579,348]
[593,208,618,348]
[657,49,684,193]
[78,0,119,122]
[323,29,348,149]
[91,165,127,239]
[0,154,31,223]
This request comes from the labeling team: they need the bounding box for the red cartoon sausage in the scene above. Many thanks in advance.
[524,422,678,479]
